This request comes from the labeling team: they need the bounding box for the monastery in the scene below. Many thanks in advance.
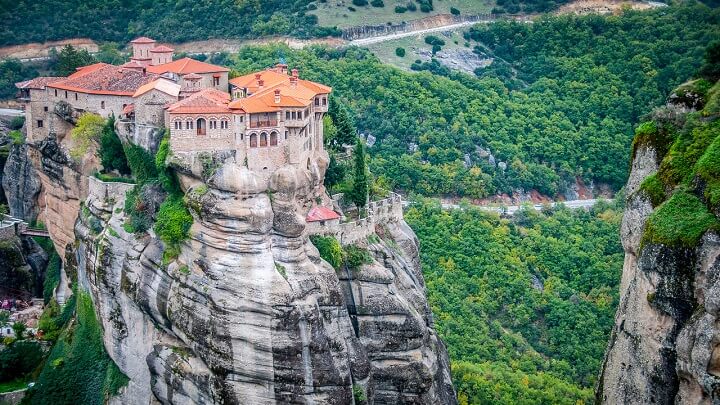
[16,36,332,177]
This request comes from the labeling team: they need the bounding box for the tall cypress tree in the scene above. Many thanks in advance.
[349,138,368,210]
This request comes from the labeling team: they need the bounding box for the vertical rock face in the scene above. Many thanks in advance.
[598,136,720,401]
[64,153,456,404]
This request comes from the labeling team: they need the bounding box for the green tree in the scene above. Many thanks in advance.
[55,45,96,76]
[98,115,130,174]
[349,138,369,209]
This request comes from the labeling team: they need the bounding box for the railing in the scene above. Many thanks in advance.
[249,120,278,128]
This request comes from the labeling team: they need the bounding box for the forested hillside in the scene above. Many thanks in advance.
[407,200,624,403]
[227,3,718,199]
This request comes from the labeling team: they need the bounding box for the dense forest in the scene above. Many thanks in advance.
[0,0,332,46]
[223,3,718,199]
[407,200,624,403]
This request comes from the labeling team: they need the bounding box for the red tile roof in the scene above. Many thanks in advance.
[151,45,174,53]
[146,57,230,75]
[131,37,156,44]
[48,63,159,96]
[166,88,232,114]
[15,77,63,90]
[306,206,341,222]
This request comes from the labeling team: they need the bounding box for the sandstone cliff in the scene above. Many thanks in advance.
[23,122,455,403]
[598,79,720,403]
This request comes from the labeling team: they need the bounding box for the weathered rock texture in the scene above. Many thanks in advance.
[41,140,456,404]
[597,144,720,404]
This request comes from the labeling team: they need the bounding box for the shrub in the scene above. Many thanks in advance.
[345,245,372,269]
[450,6,460,15]
[310,235,343,269]
[352,0,368,5]
[370,0,384,6]
[0,341,44,381]
[643,191,719,247]
[394,5,407,12]
[8,130,24,145]
[154,195,192,250]
[124,144,157,184]
[395,47,406,57]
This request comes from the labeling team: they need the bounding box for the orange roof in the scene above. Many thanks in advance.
[306,206,340,222]
[131,37,156,44]
[48,63,159,96]
[228,67,332,113]
[16,77,62,90]
[147,57,230,75]
[151,45,174,53]
[166,88,232,114]
[133,78,181,98]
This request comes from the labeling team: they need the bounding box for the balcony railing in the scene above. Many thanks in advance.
[249,120,278,128]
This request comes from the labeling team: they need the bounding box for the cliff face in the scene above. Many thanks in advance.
[598,80,720,404]
[34,131,455,403]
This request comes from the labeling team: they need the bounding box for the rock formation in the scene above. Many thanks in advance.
[597,80,720,404]
[26,125,455,403]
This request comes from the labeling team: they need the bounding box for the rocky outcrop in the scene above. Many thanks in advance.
[64,152,455,404]
[597,89,720,403]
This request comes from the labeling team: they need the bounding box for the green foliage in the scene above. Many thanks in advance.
[640,173,666,207]
[124,144,158,184]
[24,292,129,404]
[154,195,192,251]
[54,45,96,76]
[0,341,43,382]
[8,130,24,146]
[310,235,343,269]
[344,244,372,269]
[98,116,130,175]
[395,47,406,57]
[70,113,105,160]
[406,199,623,400]
[349,138,369,209]
[643,191,719,248]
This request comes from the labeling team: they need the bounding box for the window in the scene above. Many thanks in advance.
[270,132,278,146]
[44,106,48,112]
[250,133,258,147]
[260,132,268,147]
[101,101,105,109]
[37,120,43,128]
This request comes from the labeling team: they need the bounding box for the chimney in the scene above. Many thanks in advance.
[274,89,281,104]
[291,68,298,78]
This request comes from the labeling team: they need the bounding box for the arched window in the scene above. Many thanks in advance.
[270,131,278,146]
[260,132,268,147]
[197,118,206,135]
[250,133,258,147]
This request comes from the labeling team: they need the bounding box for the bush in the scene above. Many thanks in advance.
[395,47,406,57]
[154,195,192,250]
[370,0,384,6]
[450,6,460,15]
[310,235,343,269]
[643,191,719,247]
[352,0,368,5]
[394,5,407,12]
[0,341,44,381]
